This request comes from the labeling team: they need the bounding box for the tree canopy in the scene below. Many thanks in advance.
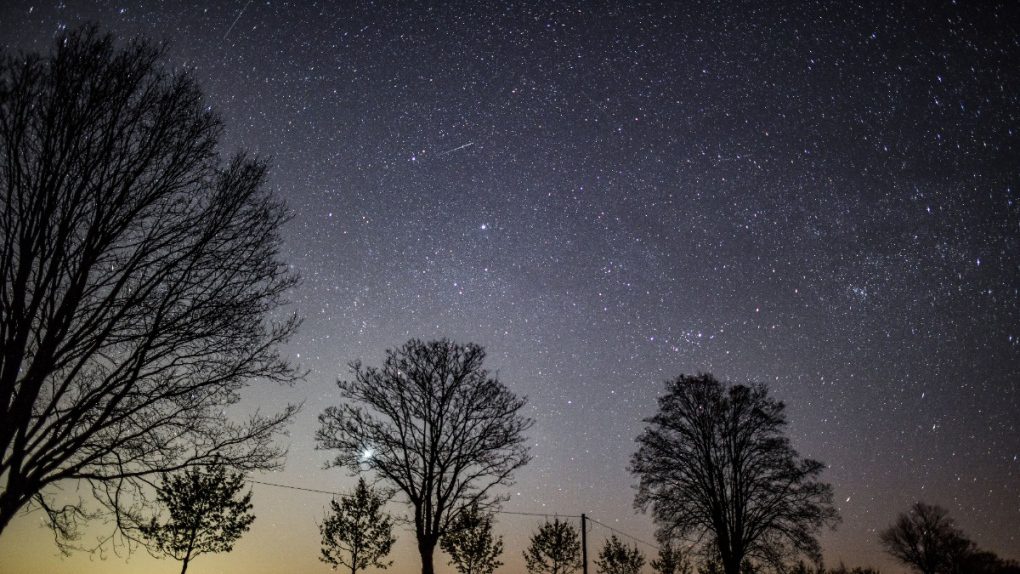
[139,464,255,574]
[594,534,645,574]
[440,502,504,574]
[631,374,839,574]
[319,477,396,574]
[651,541,693,574]
[316,339,532,574]
[523,518,582,574]
[879,502,967,574]
[0,26,299,549]
[879,501,1020,574]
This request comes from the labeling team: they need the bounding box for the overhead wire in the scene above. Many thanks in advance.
[587,516,661,552]
[495,509,581,518]
[247,477,654,551]
[247,478,346,497]
[248,478,582,517]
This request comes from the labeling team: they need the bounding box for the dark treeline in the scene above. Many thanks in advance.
[2,25,1017,574]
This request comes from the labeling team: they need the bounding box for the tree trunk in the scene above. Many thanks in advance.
[0,490,27,537]
[418,537,437,574]
[722,555,741,574]
[0,499,19,536]
[181,527,197,574]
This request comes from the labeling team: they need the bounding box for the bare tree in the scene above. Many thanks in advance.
[441,501,504,574]
[523,518,582,574]
[631,374,839,574]
[316,339,532,574]
[139,464,255,574]
[878,502,970,574]
[319,477,396,574]
[595,534,645,574]
[0,27,299,549]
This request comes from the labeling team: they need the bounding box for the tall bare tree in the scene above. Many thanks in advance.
[0,27,299,548]
[316,339,532,574]
[631,374,839,574]
[139,464,255,574]
[878,502,970,574]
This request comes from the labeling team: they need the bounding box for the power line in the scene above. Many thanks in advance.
[247,478,654,550]
[248,478,347,497]
[247,478,580,517]
[587,516,660,552]
[496,509,581,518]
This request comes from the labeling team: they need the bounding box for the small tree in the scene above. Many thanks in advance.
[317,339,533,574]
[524,518,582,574]
[652,541,693,574]
[595,535,645,574]
[878,502,969,574]
[631,374,839,574]
[140,465,255,574]
[441,502,504,574]
[319,477,396,574]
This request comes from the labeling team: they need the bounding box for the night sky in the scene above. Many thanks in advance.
[1,2,1018,573]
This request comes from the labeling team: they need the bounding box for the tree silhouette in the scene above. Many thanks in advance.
[316,339,532,574]
[952,549,1020,574]
[0,26,299,550]
[319,477,396,574]
[698,556,724,574]
[827,564,882,574]
[595,534,645,574]
[879,502,970,574]
[440,502,504,574]
[523,518,582,574]
[631,374,839,574]
[651,541,693,574]
[139,464,254,574]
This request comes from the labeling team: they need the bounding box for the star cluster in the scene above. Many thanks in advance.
[0,2,1017,573]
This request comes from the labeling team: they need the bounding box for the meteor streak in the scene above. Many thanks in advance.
[439,141,474,155]
[224,0,252,40]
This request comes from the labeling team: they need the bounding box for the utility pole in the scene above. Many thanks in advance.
[581,513,588,574]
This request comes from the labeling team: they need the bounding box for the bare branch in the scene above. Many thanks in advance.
[0,26,300,550]
[316,339,532,574]
[630,374,839,574]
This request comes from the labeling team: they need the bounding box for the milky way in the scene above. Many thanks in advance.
[0,2,1017,573]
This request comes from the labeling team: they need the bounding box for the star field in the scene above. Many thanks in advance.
[0,2,1017,573]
